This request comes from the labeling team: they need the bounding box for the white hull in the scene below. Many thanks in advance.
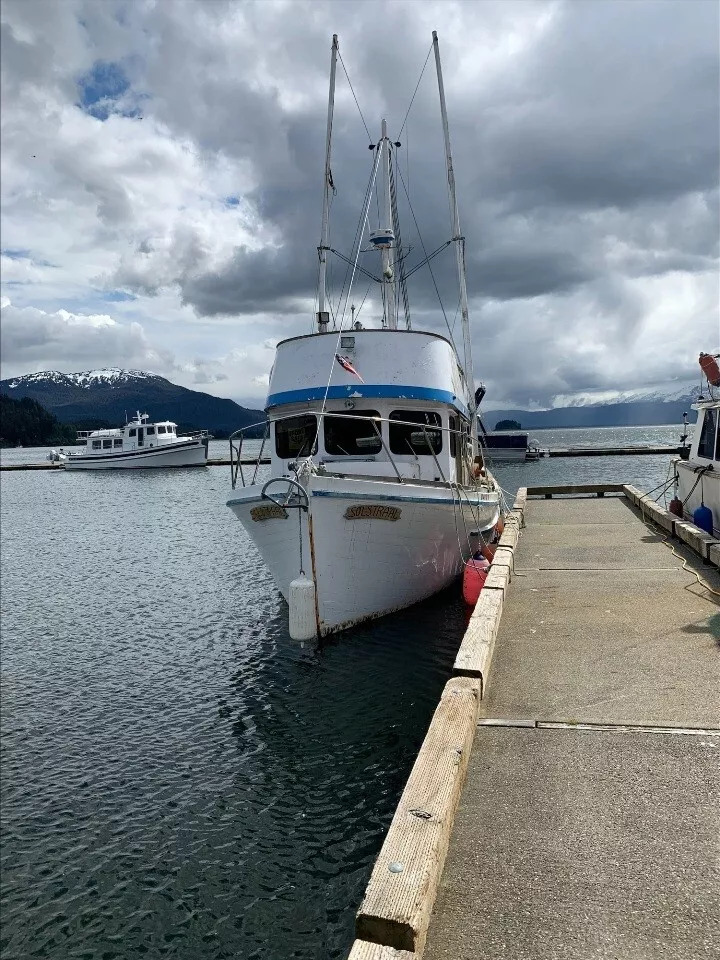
[674,458,720,537]
[64,440,207,470]
[228,475,500,635]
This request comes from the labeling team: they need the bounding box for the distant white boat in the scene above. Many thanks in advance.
[481,432,541,462]
[64,412,208,470]
[670,353,719,536]
[226,32,503,639]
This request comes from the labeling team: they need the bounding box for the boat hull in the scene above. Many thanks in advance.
[674,458,720,537]
[227,475,501,635]
[64,440,207,470]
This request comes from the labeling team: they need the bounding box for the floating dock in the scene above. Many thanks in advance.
[349,484,720,960]
[0,448,684,471]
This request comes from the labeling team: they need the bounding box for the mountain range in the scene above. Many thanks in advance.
[0,368,701,435]
[0,369,264,436]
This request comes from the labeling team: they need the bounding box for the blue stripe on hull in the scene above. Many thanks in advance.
[266,384,468,417]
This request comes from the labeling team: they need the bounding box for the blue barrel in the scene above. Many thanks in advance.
[693,504,714,535]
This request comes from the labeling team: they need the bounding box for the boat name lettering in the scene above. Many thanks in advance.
[251,505,288,522]
[344,504,401,521]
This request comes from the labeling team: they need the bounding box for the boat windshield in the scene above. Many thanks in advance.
[324,411,381,455]
[275,415,318,458]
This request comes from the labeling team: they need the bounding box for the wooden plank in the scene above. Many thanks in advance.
[497,522,520,551]
[484,564,510,594]
[622,484,643,506]
[527,483,625,498]
[636,498,675,534]
[356,677,480,954]
[347,939,416,960]
[453,589,504,688]
[490,546,514,571]
[674,521,720,561]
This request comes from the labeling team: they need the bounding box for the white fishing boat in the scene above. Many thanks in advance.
[669,353,720,536]
[227,32,503,638]
[64,412,209,470]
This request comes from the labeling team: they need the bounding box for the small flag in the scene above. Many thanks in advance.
[335,354,364,382]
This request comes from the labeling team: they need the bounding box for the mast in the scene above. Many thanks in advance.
[380,119,397,329]
[317,34,338,333]
[432,30,474,410]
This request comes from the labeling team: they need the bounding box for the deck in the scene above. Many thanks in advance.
[350,486,720,960]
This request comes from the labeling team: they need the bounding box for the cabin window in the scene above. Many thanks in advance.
[113,439,122,448]
[275,415,318,458]
[102,439,112,449]
[167,426,175,434]
[129,428,136,437]
[449,416,457,456]
[697,408,717,460]
[389,410,442,454]
[324,410,381,455]
[157,426,166,434]
[91,440,101,450]
[146,426,155,435]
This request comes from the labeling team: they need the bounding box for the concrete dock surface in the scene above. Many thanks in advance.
[423,494,720,960]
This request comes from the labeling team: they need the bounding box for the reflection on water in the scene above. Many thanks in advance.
[0,430,680,958]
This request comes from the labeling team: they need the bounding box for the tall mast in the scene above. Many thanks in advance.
[380,119,397,330]
[317,34,338,332]
[432,30,474,410]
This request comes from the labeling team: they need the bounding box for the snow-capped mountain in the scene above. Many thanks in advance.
[5,368,157,390]
[0,369,264,435]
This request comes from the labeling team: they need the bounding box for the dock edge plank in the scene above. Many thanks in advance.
[355,677,480,955]
[347,939,416,960]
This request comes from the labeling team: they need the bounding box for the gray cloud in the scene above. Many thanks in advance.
[0,0,717,408]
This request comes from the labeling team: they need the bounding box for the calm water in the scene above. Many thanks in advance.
[0,425,688,959]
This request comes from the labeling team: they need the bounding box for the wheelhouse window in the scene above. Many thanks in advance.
[697,408,717,460]
[146,426,155,435]
[389,410,442,454]
[275,415,318,458]
[167,425,175,434]
[91,440,101,450]
[102,439,112,449]
[157,426,166,434]
[129,428,136,437]
[324,410,381,455]
[113,439,122,448]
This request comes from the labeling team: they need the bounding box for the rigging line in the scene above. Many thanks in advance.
[337,50,372,142]
[306,143,383,457]
[330,156,379,336]
[395,161,458,355]
[395,41,433,141]
[353,279,373,322]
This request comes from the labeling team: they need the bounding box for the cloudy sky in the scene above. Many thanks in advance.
[1,0,718,410]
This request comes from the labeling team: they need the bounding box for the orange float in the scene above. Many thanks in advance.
[699,352,720,387]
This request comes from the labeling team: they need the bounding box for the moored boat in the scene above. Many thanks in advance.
[64,412,209,470]
[670,353,720,536]
[226,32,504,638]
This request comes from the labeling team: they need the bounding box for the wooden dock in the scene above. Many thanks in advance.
[349,484,720,960]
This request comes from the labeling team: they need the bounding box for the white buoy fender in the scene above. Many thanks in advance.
[289,573,317,641]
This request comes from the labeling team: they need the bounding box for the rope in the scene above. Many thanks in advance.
[636,498,720,599]
[395,41,434,141]
[337,51,372,141]
[395,162,458,355]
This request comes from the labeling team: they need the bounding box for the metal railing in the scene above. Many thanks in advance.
[228,410,482,490]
